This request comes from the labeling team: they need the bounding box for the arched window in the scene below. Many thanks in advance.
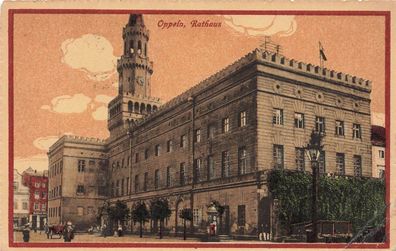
[128,101,133,113]
[138,41,142,54]
[144,43,147,57]
[140,103,146,114]
[130,40,134,54]
[153,105,158,112]
[134,102,139,113]
[147,104,152,113]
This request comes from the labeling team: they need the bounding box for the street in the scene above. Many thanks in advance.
[13,230,203,243]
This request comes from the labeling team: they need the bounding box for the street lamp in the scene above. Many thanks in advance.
[305,130,324,243]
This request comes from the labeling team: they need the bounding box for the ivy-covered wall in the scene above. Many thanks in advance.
[267,169,385,235]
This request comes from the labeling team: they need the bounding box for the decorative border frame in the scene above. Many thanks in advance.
[7,9,391,249]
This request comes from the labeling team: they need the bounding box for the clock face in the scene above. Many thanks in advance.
[137,77,145,86]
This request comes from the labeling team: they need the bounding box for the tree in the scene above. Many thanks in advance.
[108,200,130,229]
[150,198,172,239]
[131,201,150,238]
[179,208,193,240]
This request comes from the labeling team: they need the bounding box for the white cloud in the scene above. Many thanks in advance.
[95,94,114,104]
[61,34,117,81]
[33,136,59,151]
[14,154,48,173]
[223,15,297,37]
[372,112,385,127]
[41,93,92,114]
[92,105,108,121]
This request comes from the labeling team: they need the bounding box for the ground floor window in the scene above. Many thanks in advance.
[237,205,246,226]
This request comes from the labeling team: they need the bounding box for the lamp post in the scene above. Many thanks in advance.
[305,131,324,243]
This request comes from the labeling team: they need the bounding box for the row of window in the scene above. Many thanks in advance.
[33,202,46,211]
[14,201,29,210]
[48,206,61,218]
[49,185,62,199]
[111,147,250,197]
[49,160,63,178]
[112,111,248,170]
[273,109,363,139]
[273,144,363,176]
[33,191,47,200]
[34,182,46,188]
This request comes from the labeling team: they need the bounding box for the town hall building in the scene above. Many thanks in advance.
[47,14,372,236]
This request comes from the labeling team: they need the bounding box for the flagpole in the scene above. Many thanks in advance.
[319,42,323,68]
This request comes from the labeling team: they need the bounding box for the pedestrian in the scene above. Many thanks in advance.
[117,224,123,237]
[22,224,30,242]
[259,224,264,241]
[44,223,49,239]
[63,222,74,242]
[101,223,107,238]
[264,223,270,241]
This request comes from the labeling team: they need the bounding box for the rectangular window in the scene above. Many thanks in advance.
[134,175,139,192]
[154,169,160,189]
[78,160,86,172]
[237,205,246,226]
[194,158,202,182]
[353,155,362,177]
[193,208,202,226]
[221,151,231,178]
[378,168,385,179]
[145,149,149,160]
[111,182,114,197]
[87,206,93,215]
[319,151,326,174]
[273,109,284,125]
[22,202,28,210]
[208,125,216,139]
[222,117,230,133]
[353,124,362,139]
[155,144,161,156]
[294,113,304,128]
[167,140,173,152]
[126,177,129,195]
[194,129,201,143]
[207,155,214,180]
[116,180,120,196]
[180,163,186,186]
[315,116,326,133]
[41,203,46,211]
[295,148,305,171]
[135,152,139,163]
[143,172,148,191]
[166,166,171,187]
[77,206,84,216]
[35,182,40,188]
[77,185,85,194]
[273,145,284,169]
[238,147,248,175]
[180,135,187,148]
[336,153,345,175]
[13,181,18,190]
[239,111,247,127]
[121,178,124,196]
[34,203,39,210]
[34,191,40,199]
[379,150,385,159]
[335,120,345,136]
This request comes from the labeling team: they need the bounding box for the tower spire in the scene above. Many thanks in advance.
[128,14,144,26]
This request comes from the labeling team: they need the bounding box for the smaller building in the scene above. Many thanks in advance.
[371,125,386,178]
[22,167,48,230]
[13,169,30,227]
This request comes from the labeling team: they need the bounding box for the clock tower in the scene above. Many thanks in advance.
[108,14,161,138]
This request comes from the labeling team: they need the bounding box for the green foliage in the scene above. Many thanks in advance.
[131,201,150,224]
[179,208,193,221]
[108,200,130,224]
[268,169,385,234]
[150,198,172,221]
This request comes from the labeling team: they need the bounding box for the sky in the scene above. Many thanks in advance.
[12,13,386,172]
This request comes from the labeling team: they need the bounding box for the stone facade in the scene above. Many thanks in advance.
[47,14,372,236]
[371,125,385,178]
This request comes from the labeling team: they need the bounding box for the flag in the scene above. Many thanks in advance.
[319,42,327,61]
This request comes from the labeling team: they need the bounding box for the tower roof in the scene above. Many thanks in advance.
[128,14,145,26]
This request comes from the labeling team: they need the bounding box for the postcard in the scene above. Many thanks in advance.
[1,1,395,250]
